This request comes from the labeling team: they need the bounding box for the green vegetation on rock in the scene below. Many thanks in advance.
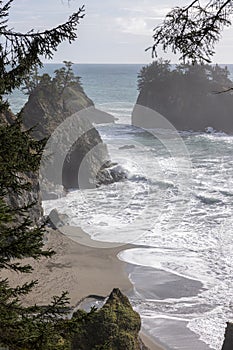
[71,289,143,350]
[21,61,94,140]
[133,60,233,132]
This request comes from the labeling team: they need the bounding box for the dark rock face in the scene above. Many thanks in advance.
[222,322,233,350]
[46,209,69,229]
[134,87,233,132]
[5,172,43,225]
[72,288,147,350]
[21,80,123,196]
[22,85,115,140]
[21,82,94,140]
[61,85,116,124]
[0,109,16,125]
[0,112,42,224]
[96,163,128,187]
[61,126,110,190]
[133,62,233,133]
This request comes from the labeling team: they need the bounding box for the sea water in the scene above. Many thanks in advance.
[8,63,233,350]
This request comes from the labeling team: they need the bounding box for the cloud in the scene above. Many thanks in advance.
[151,6,173,18]
[116,17,151,36]
[121,5,172,20]
[6,0,233,64]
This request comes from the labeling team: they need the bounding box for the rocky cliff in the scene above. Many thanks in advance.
[72,288,148,350]
[21,79,115,138]
[1,66,123,219]
[0,111,42,224]
[133,61,233,133]
[20,71,124,198]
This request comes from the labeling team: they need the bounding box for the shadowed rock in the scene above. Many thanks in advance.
[133,61,233,133]
[222,322,233,350]
[20,74,124,195]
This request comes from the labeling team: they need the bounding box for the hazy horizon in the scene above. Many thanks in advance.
[8,0,233,65]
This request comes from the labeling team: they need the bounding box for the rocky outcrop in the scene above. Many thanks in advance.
[0,111,42,224]
[222,322,233,350]
[46,209,69,229]
[61,85,116,124]
[0,109,16,125]
[21,83,115,140]
[20,76,124,197]
[5,171,43,224]
[1,69,123,219]
[133,62,233,133]
[72,288,148,350]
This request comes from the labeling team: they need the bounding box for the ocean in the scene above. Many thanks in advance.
[9,63,233,350]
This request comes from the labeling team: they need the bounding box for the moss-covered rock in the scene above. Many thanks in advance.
[71,289,144,350]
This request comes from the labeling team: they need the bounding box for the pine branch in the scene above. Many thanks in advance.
[0,4,85,93]
[148,0,233,63]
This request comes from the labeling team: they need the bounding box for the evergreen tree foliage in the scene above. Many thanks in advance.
[53,61,83,96]
[21,61,83,97]
[147,0,233,63]
[0,1,85,348]
[136,60,233,132]
[138,61,232,95]
[21,66,41,95]
[0,0,85,105]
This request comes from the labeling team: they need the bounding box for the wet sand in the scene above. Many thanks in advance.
[140,331,165,350]
[0,226,133,306]
[142,318,210,350]
[127,264,205,300]
[126,264,211,350]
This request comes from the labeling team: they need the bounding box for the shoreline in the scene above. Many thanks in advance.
[0,225,212,349]
[140,331,166,350]
[0,225,166,350]
[0,226,134,305]
[60,226,166,350]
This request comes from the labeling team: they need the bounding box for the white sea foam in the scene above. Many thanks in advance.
[8,63,233,349]
[43,127,233,349]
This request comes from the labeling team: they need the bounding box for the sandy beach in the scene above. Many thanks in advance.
[0,226,134,305]
[0,225,165,350]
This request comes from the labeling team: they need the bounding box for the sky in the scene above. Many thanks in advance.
[8,0,233,64]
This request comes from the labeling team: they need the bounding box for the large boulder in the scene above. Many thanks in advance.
[72,288,148,350]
